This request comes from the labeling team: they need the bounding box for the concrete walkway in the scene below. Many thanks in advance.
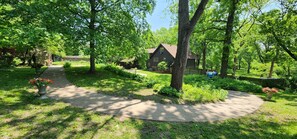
[41,66,264,122]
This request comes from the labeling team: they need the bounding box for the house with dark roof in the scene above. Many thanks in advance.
[147,43,196,70]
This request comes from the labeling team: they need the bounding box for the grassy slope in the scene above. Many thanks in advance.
[1,66,296,138]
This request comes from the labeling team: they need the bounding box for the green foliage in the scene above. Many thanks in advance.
[1,67,297,138]
[144,78,157,88]
[0,56,15,68]
[153,27,178,45]
[63,62,71,68]
[184,75,262,93]
[152,83,165,92]
[159,86,181,97]
[0,48,16,68]
[182,84,228,103]
[157,61,168,71]
[286,74,297,92]
[104,64,144,82]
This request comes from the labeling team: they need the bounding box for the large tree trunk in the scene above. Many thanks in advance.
[197,53,201,69]
[170,0,209,91]
[20,49,29,65]
[170,0,191,91]
[268,59,275,78]
[238,57,241,70]
[247,61,251,74]
[220,0,237,78]
[232,50,238,77]
[88,0,96,73]
[268,50,279,78]
[202,41,207,74]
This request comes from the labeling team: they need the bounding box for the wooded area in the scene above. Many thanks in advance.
[0,0,296,91]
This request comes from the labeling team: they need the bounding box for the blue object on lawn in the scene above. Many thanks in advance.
[206,72,214,78]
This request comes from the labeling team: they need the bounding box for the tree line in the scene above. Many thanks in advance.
[153,0,296,90]
[0,0,296,91]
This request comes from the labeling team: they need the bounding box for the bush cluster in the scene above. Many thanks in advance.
[159,86,181,97]
[182,84,228,103]
[184,75,262,93]
[157,61,168,71]
[144,78,157,88]
[286,74,297,93]
[153,84,180,97]
[152,83,228,102]
[63,62,71,68]
[152,83,165,92]
[104,64,144,82]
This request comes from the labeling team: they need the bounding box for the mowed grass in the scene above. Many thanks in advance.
[1,66,297,138]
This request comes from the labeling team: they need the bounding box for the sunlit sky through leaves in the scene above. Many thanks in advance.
[146,0,279,32]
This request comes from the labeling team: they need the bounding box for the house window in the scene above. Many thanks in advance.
[159,47,164,54]
[153,57,159,62]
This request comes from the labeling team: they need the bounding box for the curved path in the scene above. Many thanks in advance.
[42,66,263,122]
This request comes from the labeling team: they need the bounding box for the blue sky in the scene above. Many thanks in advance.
[146,0,278,32]
[146,0,172,31]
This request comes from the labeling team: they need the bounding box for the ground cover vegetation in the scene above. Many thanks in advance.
[0,67,297,138]
[1,0,297,138]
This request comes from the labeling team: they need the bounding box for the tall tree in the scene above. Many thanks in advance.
[170,0,209,90]
[57,0,155,73]
[219,0,238,78]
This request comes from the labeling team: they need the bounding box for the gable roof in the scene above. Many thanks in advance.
[154,43,196,59]
[147,48,156,54]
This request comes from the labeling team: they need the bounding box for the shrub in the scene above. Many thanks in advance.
[153,84,165,92]
[286,74,297,92]
[63,62,71,68]
[182,84,228,103]
[144,78,157,88]
[0,48,16,68]
[184,75,262,93]
[157,61,168,71]
[104,64,144,82]
[159,86,181,97]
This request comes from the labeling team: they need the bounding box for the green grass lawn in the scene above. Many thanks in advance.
[0,66,297,138]
[235,68,279,78]
[65,66,184,104]
[53,61,89,67]
[63,64,266,104]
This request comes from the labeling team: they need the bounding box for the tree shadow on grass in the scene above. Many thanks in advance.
[0,67,36,91]
[0,90,54,115]
[136,114,297,139]
[1,82,296,138]
[274,93,297,102]
[64,66,184,104]
[0,89,116,138]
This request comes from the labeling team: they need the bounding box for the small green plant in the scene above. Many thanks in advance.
[159,86,181,97]
[182,84,228,103]
[286,74,297,92]
[184,75,262,93]
[104,64,145,82]
[153,83,165,92]
[144,78,157,88]
[63,62,71,68]
[157,61,168,71]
